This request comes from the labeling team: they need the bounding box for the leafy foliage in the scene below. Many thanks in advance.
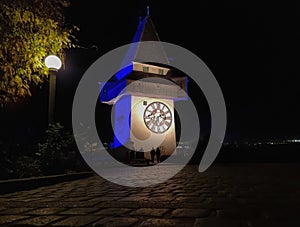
[37,123,77,175]
[0,123,89,179]
[0,139,42,179]
[0,0,78,104]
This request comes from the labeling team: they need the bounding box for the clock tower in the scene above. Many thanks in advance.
[99,14,188,160]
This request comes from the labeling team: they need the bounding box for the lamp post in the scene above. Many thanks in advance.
[45,55,62,125]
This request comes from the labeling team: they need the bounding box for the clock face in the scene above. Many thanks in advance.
[143,101,172,134]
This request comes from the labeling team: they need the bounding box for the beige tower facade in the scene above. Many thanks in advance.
[130,96,176,156]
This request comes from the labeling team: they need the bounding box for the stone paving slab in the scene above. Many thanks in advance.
[0,163,300,226]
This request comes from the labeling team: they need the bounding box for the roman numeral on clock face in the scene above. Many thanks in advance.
[143,101,172,134]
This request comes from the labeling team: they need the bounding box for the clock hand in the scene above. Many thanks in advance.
[147,114,154,119]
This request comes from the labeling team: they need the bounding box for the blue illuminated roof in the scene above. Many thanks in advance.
[116,15,169,80]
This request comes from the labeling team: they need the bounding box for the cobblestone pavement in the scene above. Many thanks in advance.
[0,163,300,226]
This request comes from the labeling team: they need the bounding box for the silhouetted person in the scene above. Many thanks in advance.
[150,147,155,163]
[130,150,135,160]
[156,147,161,163]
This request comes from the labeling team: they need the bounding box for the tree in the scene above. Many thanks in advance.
[0,0,78,105]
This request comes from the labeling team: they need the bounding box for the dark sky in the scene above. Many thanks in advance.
[67,0,300,142]
[1,0,300,143]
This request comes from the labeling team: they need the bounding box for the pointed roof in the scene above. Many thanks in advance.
[132,15,161,42]
[117,15,169,77]
[133,16,169,65]
[101,14,188,103]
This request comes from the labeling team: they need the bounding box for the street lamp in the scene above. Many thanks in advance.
[45,55,62,124]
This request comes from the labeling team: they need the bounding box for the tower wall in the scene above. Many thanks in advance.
[111,95,131,149]
[130,96,176,156]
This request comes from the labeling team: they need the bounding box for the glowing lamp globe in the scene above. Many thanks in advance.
[45,55,62,71]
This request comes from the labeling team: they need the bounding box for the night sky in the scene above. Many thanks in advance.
[1,0,299,143]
